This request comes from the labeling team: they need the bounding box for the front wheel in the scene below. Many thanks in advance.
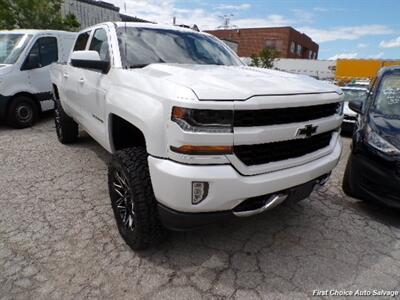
[342,156,359,199]
[54,98,78,144]
[7,96,38,128]
[108,147,166,250]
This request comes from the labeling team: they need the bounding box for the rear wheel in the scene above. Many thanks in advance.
[108,147,166,250]
[7,96,38,128]
[54,98,78,144]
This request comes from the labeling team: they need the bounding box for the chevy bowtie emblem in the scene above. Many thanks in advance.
[297,124,318,138]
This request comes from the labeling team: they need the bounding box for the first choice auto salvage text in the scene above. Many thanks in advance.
[312,289,399,297]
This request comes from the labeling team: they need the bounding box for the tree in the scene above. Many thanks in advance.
[0,0,80,31]
[250,47,280,69]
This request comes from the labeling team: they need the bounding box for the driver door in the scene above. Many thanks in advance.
[77,26,110,145]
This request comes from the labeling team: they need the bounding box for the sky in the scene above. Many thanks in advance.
[110,0,400,60]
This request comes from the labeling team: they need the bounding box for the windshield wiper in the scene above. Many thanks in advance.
[129,64,149,69]
[129,59,166,69]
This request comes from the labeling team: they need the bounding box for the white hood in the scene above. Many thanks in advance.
[141,64,341,100]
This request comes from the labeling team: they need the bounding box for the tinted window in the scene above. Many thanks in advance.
[74,32,90,51]
[38,37,58,66]
[117,27,242,68]
[89,29,109,61]
[25,37,58,69]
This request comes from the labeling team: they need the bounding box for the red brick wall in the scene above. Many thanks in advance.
[206,27,319,59]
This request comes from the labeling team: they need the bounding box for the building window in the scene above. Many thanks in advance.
[296,44,302,56]
[266,39,283,51]
[308,50,313,59]
[290,41,296,54]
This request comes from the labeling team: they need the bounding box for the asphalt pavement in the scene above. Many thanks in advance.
[1,115,400,299]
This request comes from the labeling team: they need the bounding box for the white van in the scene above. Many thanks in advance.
[0,30,76,128]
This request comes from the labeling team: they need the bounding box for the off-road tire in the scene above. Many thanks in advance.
[108,147,166,250]
[54,98,78,144]
[7,96,39,128]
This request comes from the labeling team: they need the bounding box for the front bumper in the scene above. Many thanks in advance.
[148,141,341,214]
[158,177,327,230]
[346,152,400,208]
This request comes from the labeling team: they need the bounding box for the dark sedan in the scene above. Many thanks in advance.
[343,66,400,208]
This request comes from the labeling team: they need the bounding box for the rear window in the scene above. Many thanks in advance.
[343,89,368,103]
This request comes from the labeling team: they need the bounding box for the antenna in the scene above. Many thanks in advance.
[124,1,127,69]
[217,14,237,29]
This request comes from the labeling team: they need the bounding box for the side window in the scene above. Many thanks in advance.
[23,36,58,69]
[38,37,58,67]
[89,28,110,61]
[74,32,90,51]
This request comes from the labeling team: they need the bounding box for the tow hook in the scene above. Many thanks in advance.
[233,194,288,217]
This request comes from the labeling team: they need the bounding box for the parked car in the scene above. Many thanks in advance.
[0,30,76,128]
[341,86,368,133]
[50,22,344,249]
[345,79,370,89]
[343,66,400,207]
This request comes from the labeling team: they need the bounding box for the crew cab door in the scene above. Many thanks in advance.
[62,31,91,122]
[77,26,110,144]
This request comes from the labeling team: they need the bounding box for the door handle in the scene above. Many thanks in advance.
[79,78,85,84]
[63,73,69,79]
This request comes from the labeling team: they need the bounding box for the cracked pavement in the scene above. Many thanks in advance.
[1,115,400,300]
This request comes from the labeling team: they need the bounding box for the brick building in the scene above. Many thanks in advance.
[206,27,319,59]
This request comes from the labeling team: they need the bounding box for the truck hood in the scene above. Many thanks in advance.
[142,63,341,100]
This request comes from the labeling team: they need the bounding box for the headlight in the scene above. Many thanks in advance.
[171,106,233,133]
[366,126,400,156]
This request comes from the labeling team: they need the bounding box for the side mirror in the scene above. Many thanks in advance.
[70,50,110,74]
[21,53,41,70]
[349,100,363,114]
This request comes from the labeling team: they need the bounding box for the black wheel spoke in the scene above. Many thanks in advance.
[115,196,124,205]
[113,186,124,198]
[112,170,136,232]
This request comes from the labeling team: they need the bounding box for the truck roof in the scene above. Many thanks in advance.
[87,22,204,34]
[0,29,76,36]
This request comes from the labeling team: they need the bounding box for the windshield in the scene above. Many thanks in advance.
[342,89,368,102]
[0,34,32,64]
[373,75,400,117]
[117,27,242,68]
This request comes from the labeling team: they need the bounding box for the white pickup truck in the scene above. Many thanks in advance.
[51,22,344,250]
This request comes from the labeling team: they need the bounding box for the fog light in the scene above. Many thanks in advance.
[192,181,209,205]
